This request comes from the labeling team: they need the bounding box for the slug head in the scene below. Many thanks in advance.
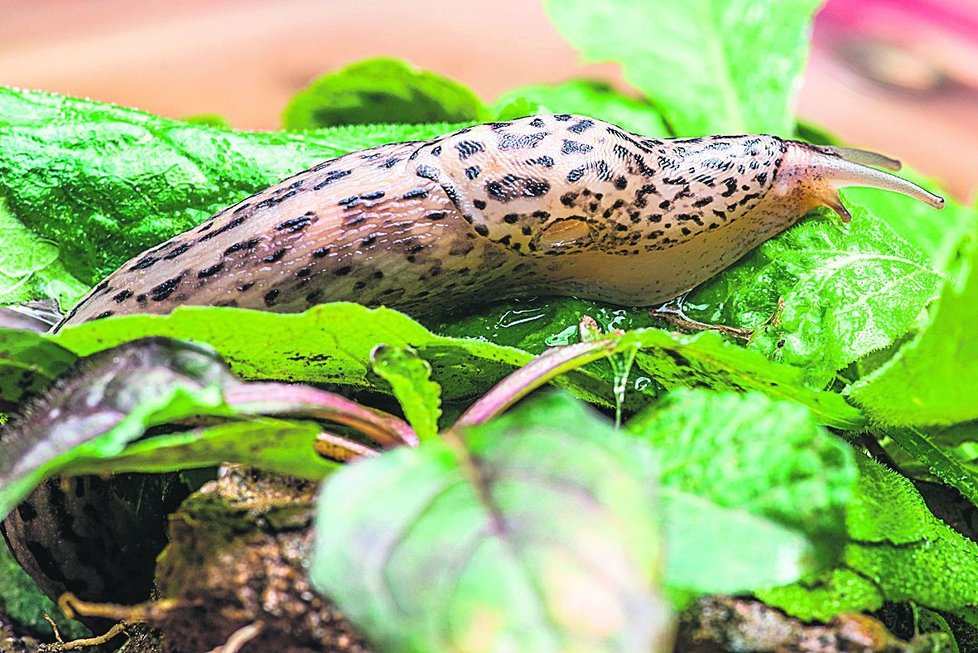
[772,141,944,223]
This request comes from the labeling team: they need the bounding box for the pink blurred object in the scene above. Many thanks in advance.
[798,0,978,199]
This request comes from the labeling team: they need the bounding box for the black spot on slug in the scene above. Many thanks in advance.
[112,289,133,302]
[198,262,225,278]
[568,119,594,134]
[402,188,428,200]
[498,132,547,150]
[264,289,280,306]
[200,215,247,242]
[131,256,159,271]
[426,211,449,221]
[526,155,554,167]
[224,238,261,256]
[163,242,192,260]
[150,275,183,302]
[473,199,487,210]
[312,169,351,190]
[262,249,288,263]
[334,266,352,276]
[360,191,385,200]
[455,140,485,160]
[415,164,439,180]
[465,165,481,180]
[561,139,593,155]
[276,215,313,232]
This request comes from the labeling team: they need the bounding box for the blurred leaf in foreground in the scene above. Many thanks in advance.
[546,0,820,136]
[283,58,487,130]
[311,392,673,653]
[493,79,668,136]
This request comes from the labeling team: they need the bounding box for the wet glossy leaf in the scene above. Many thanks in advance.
[686,205,943,388]
[0,327,77,404]
[849,234,978,426]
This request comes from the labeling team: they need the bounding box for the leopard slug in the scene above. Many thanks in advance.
[56,113,943,328]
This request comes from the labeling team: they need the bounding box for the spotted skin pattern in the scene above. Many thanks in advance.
[57,114,941,329]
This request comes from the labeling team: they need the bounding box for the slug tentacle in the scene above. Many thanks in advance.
[55,114,944,330]
[776,141,944,223]
[818,145,902,171]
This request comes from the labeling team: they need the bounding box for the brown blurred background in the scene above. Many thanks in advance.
[0,0,975,200]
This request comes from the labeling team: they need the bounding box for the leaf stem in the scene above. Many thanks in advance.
[225,383,417,447]
[455,339,618,427]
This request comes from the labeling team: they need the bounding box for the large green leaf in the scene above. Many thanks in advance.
[628,390,857,592]
[0,86,467,304]
[686,205,943,388]
[759,455,978,620]
[311,393,673,653]
[545,0,820,136]
[845,172,978,273]
[849,233,978,426]
[493,80,668,136]
[283,58,487,130]
[47,304,862,429]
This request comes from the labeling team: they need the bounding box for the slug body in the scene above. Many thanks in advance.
[58,114,943,328]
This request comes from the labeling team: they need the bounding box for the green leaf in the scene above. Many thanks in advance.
[493,80,669,136]
[51,304,532,403]
[628,390,857,593]
[844,171,978,273]
[545,0,820,136]
[686,205,943,388]
[759,455,978,621]
[283,58,486,130]
[370,345,442,440]
[621,329,864,430]
[0,537,89,639]
[311,392,672,653]
[883,427,978,509]
[49,303,863,429]
[0,198,89,309]
[849,233,978,426]
[67,418,336,480]
[0,339,235,520]
[0,86,467,304]
[0,327,77,404]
